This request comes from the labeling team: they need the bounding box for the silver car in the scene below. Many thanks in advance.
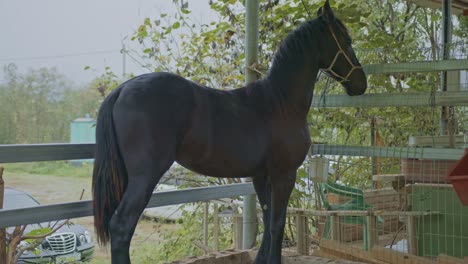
[3,187,95,263]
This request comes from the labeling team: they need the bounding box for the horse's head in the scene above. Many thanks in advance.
[317,0,367,96]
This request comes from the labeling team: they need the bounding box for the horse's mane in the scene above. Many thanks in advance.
[242,15,353,112]
[267,15,350,81]
[267,18,324,79]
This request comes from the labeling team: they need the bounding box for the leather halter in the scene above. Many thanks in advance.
[320,25,362,83]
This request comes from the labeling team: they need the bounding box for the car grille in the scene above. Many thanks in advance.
[46,232,77,254]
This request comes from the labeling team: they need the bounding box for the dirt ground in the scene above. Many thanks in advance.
[2,171,174,263]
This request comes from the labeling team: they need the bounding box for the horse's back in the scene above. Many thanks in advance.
[111,72,198,161]
[110,72,269,178]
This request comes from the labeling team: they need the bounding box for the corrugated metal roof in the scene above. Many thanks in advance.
[408,0,468,15]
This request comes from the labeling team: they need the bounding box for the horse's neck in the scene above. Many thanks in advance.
[266,55,319,119]
[264,21,322,119]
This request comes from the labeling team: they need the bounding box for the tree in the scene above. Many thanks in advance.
[0,65,69,143]
[0,65,103,144]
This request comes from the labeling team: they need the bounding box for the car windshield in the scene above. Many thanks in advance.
[3,188,40,209]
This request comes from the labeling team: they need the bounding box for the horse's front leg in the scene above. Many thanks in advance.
[268,170,296,264]
[252,173,272,264]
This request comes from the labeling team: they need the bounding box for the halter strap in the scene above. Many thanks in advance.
[320,25,362,83]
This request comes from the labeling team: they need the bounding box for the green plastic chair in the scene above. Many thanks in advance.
[319,178,379,250]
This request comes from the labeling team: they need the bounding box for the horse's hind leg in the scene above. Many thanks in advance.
[109,156,174,263]
[109,113,177,263]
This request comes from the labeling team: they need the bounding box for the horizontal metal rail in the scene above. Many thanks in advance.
[311,91,468,108]
[0,183,255,228]
[287,207,440,217]
[363,59,468,75]
[312,144,464,160]
[0,143,95,163]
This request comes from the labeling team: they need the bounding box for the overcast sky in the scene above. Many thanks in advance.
[0,0,216,86]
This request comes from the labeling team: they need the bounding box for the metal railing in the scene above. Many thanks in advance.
[0,144,255,228]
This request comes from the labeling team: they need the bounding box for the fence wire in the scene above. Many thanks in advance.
[284,47,468,263]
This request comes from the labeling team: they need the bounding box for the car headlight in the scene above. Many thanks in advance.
[80,230,92,244]
[85,230,92,243]
[79,234,86,244]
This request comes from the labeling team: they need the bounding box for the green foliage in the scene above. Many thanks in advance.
[24,228,53,243]
[130,204,234,263]
[0,65,102,144]
[455,15,468,40]
[85,65,122,97]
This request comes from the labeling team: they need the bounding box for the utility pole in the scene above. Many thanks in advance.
[243,0,260,250]
[121,36,128,77]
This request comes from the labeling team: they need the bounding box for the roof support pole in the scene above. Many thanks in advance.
[440,0,453,136]
[242,0,260,250]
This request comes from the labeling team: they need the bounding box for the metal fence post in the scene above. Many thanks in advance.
[242,0,260,250]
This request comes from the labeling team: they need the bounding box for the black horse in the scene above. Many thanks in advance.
[92,1,367,263]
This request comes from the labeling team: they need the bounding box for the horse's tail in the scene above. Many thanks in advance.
[92,86,128,246]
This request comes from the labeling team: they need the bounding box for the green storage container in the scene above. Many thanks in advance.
[70,114,95,164]
[410,185,468,258]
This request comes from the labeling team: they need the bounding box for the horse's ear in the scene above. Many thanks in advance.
[321,0,335,23]
[317,6,323,17]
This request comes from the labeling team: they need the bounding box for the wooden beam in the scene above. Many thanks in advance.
[437,254,466,264]
[372,174,405,183]
[311,91,468,108]
[164,250,253,264]
[319,239,387,264]
[283,254,367,264]
[371,246,427,264]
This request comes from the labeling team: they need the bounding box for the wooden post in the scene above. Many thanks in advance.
[296,210,309,255]
[0,166,5,264]
[371,116,380,189]
[330,214,341,242]
[203,202,209,252]
[213,203,219,252]
[406,216,418,255]
[233,214,243,250]
[366,213,378,250]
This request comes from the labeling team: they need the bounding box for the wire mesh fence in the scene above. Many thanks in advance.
[282,49,468,263]
[355,41,468,64]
